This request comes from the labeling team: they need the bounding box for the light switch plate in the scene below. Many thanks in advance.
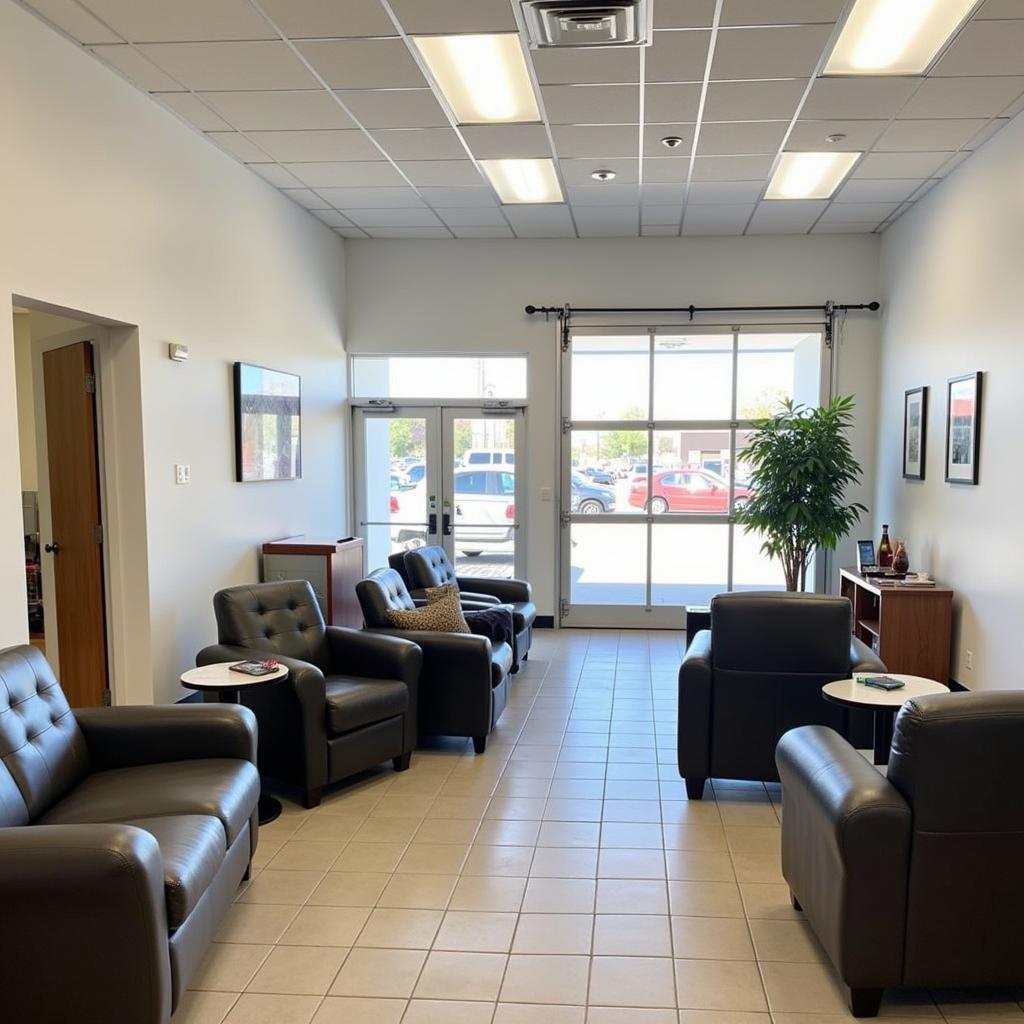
[175,464,191,485]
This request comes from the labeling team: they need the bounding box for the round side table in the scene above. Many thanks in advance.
[181,662,288,824]
[822,674,949,766]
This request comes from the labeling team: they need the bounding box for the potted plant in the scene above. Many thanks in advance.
[734,395,866,592]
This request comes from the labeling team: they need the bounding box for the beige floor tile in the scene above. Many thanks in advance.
[222,993,320,1024]
[265,840,345,872]
[593,914,673,956]
[668,881,744,918]
[487,796,549,820]
[723,827,780,855]
[462,843,535,876]
[729,852,784,884]
[512,912,594,954]
[332,842,407,873]
[434,910,518,952]
[674,960,768,1011]
[414,818,481,845]
[545,798,604,821]
[238,870,323,906]
[602,799,663,823]
[329,948,428,998]
[662,824,728,852]
[601,822,665,849]
[402,1000,496,1024]
[428,796,492,819]
[370,795,431,819]
[588,1009,678,1024]
[475,819,543,846]
[279,906,370,947]
[449,874,527,912]
[537,820,602,847]
[596,878,669,914]
[737,883,802,921]
[356,908,443,949]
[589,956,677,1009]
[396,843,470,874]
[495,1003,585,1024]
[174,991,238,1024]
[308,871,389,907]
[748,919,827,963]
[377,873,458,910]
[292,816,364,843]
[414,950,508,1001]
[531,846,600,877]
[665,849,735,882]
[671,916,755,960]
[677,1012,770,1024]
[522,876,596,913]
[759,961,848,1013]
[310,996,406,1024]
[191,943,272,992]
[216,904,299,945]
[246,945,348,995]
[598,848,667,879]
[500,953,591,1005]
[660,801,724,826]
[353,818,422,844]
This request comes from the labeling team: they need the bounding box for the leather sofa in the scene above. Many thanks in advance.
[401,546,537,671]
[356,566,512,752]
[776,691,1024,1016]
[198,580,422,808]
[0,644,259,1024]
[678,592,882,799]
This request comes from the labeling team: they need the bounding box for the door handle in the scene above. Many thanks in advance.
[442,512,452,536]
[428,513,437,535]
[44,542,61,554]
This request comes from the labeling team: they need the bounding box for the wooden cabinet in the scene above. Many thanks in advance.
[840,567,953,683]
[262,536,365,629]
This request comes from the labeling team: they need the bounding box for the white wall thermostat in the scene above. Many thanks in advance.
[168,342,189,362]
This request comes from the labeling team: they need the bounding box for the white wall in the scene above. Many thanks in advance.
[876,111,1024,690]
[0,0,348,703]
[345,235,882,616]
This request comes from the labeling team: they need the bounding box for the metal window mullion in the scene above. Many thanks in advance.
[645,327,655,613]
[727,329,739,592]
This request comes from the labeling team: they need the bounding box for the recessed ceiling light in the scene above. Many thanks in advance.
[481,159,564,204]
[825,133,847,144]
[660,136,685,149]
[765,151,862,200]
[591,169,617,181]
[413,34,540,124]
[824,0,980,76]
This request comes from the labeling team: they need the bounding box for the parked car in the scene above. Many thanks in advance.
[629,467,753,513]
[582,466,615,485]
[571,472,616,514]
[452,467,517,556]
[465,449,515,466]
[404,462,426,486]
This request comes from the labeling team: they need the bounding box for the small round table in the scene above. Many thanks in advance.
[181,662,288,825]
[822,674,949,766]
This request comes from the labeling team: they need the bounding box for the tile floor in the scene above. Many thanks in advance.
[178,630,1022,1024]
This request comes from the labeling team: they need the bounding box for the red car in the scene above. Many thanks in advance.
[629,468,753,513]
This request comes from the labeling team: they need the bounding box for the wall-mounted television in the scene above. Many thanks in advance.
[233,362,301,482]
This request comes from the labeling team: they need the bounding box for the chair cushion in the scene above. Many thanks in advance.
[326,677,408,736]
[124,814,226,929]
[38,758,259,847]
[490,643,514,688]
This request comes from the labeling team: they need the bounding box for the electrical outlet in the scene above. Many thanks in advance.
[965,650,974,671]
[175,464,191,485]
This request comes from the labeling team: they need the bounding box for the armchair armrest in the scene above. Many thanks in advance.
[849,635,886,675]
[75,703,257,771]
[457,576,531,604]
[677,630,713,785]
[327,626,422,686]
[0,823,171,1023]
[776,725,911,988]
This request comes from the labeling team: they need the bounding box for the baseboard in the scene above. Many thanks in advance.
[535,615,555,629]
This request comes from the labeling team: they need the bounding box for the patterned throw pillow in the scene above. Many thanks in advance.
[385,584,471,633]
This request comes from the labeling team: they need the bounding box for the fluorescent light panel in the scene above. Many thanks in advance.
[824,0,979,76]
[413,33,540,124]
[765,152,862,200]
[481,159,563,204]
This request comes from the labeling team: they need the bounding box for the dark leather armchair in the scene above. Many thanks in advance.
[777,691,1024,1016]
[356,567,512,753]
[0,644,258,1024]
[402,545,537,671]
[197,580,421,808]
[678,591,882,798]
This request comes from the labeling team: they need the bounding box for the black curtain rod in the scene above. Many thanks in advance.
[525,302,879,316]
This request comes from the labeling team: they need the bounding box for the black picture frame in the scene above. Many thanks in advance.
[944,372,982,485]
[233,362,302,482]
[902,386,927,480]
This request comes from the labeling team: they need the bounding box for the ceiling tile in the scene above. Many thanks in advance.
[554,125,641,158]
[417,187,498,208]
[367,227,453,238]
[721,0,847,25]
[936,152,972,176]
[852,151,955,178]
[655,0,716,28]
[643,158,691,183]
[932,20,1024,77]
[90,44,184,90]
[348,209,444,228]
[642,124,693,156]
[336,227,369,238]
[964,118,1011,149]
[248,163,305,188]
[312,209,354,227]
[460,125,553,159]
[899,77,1024,118]
[568,183,641,204]
[371,128,466,161]
[646,30,712,83]
[154,92,230,131]
[787,119,887,151]
[501,205,576,237]
[436,207,509,226]
[818,202,900,222]
[247,130,383,162]
[703,79,806,120]
[573,206,640,233]
[388,0,517,33]
[834,179,925,204]
[532,45,641,85]
[28,0,120,43]
[542,85,641,124]
[206,131,270,162]
[137,41,318,90]
[747,200,826,233]
[81,0,274,42]
[711,25,832,80]
[812,221,881,234]
[691,155,773,180]
[641,183,687,204]
[560,159,640,186]
[339,90,449,129]
[257,0,397,38]
[977,0,1024,16]
[316,186,426,207]
[280,188,330,210]
[801,78,918,120]
[874,119,988,152]
[697,121,789,155]
[686,181,765,204]
[397,161,484,186]
[644,83,702,123]
[641,205,684,224]
[298,39,426,89]
[450,226,515,238]
[682,204,754,234]
[284,161,406,187]
[643,224,683,235]
[201,90,354,130]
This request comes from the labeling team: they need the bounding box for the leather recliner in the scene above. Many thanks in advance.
[0,644,259,1024]
[678,591,882,799]
[776,691,1024,1017]
[402,545,537,671]
[356,566,512,753]
[198,580,422,808]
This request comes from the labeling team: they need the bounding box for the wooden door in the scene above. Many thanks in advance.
[42,341,108,707]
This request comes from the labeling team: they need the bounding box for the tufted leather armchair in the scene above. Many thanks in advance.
[0,644,259,1024]
[356,567,512,753]
[197,580,422,807]
[401,545,537,671]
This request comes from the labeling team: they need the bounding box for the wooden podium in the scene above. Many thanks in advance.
[262,536,365,629]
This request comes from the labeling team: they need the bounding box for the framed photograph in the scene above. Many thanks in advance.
[944,372,982,485]
[233,362,301,482]
[902,386,927,480]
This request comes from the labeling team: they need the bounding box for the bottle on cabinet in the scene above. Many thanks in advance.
[878,524,893,568]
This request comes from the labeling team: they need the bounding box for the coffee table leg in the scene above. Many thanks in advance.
[872,709,895,766]
[258,794,282,825]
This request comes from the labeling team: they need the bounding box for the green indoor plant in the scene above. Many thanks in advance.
[734,395,866,592]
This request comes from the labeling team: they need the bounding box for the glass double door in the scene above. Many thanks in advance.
[355,406,524,581]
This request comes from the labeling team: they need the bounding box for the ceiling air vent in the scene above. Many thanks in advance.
[521,0,652,48]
